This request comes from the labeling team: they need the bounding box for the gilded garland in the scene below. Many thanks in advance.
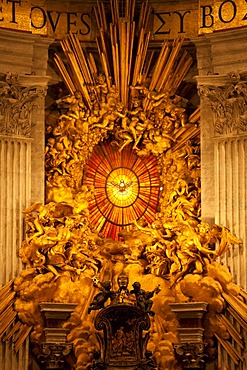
[0,1,245,369]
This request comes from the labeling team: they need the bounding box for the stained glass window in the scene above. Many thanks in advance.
[85,139,160,240]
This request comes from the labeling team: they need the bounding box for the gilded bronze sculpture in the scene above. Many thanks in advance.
[0,1,245,370]
[130,282,161,316]
[88,274,159,369]
[88,280,115,314]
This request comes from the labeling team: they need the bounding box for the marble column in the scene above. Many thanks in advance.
[194,28,247,290]
[194,29,247,370]
[0,29,53,370]
[196,72,247,282]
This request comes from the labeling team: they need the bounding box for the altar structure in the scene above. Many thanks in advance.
[0,1,246,370]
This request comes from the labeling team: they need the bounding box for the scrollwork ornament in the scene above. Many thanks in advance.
[227,72,240,84]
[174,343,207,369]
[0,73,46,137]
[198,78,247,135]
[38,343,73,369]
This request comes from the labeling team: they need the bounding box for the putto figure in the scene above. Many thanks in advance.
[88,280,115,314]
[88,273,161,315]
[130,282,161,316]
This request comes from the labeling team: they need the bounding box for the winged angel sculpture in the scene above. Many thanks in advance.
[0,0,246,369]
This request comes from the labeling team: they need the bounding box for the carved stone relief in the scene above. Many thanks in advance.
[0,73,46,137]
[198,73,247,136]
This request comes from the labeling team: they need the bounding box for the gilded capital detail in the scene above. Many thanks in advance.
[0,73,46,137]
[198,73,247,135]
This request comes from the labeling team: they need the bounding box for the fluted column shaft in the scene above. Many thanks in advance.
[0,29,53,370]
[197,73,247,370]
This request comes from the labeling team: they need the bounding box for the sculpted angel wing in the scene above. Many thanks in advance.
[211,224,242,259]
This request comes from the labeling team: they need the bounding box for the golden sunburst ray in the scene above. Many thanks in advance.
[54,1,193,114]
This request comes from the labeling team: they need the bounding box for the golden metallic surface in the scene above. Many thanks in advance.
[0,1,245,369]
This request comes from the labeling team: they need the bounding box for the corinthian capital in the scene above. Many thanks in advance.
[0,73,47,137]
[197,72,247,135]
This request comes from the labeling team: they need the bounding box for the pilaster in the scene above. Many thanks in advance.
[196,72,247,291]
[194,30,247,369]
[0,29,53,370]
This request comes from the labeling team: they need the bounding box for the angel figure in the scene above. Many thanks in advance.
[130,281,161,316]
[210,224,242,259]
[59,91,85,122]
[94,73,108,102]
[88,280,115,314]
[92,104,125,131]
